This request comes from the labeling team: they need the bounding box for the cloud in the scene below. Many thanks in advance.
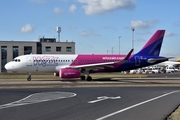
[71,25,78,29]
[79,28,100,37]
[54,7,63,15]
[69,4,77,12]
[130,20,159,29]
[21,24,34,33]
[173,21,180,26]
[29,0,47,3]
[165,32,178,37]
[77,0,136,15]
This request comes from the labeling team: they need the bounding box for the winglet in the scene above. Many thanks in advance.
[115,49,133,64]
[123,49,134,61]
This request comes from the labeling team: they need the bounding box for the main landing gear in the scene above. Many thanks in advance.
[80,75,86,80]
[86,76,92,81]
[80,69,92,81]
[80,75,92,81]
[27,73,31,81]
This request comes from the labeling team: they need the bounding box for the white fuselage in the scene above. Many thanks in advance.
[5,54,78,72]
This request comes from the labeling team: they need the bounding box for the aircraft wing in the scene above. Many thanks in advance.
[67,49,134,70]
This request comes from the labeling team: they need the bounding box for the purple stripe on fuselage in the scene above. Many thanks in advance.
[70,54,134,72]
[70,54,126,66]
[140,30,165,51]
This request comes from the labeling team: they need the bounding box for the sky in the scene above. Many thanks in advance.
[0,0,180,59]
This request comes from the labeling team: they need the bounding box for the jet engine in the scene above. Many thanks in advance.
[54,72,59,77]
[57,68,81,79]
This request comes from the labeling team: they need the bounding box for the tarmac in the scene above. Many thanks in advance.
[0,77,180,89]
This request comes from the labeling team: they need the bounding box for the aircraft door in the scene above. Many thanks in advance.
[135,56,140,66]
[26,56,32,66]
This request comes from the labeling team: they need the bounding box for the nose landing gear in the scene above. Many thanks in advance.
[27,73,31,81]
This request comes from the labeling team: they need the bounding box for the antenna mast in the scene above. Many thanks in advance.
[57,26,61,42]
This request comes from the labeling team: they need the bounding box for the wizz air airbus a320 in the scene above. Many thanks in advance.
[5,30,171,81]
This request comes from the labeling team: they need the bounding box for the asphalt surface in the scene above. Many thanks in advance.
[0,73,180,120]
[0,87,180,120]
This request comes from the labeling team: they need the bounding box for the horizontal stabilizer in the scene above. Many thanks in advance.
[148,57,174,63]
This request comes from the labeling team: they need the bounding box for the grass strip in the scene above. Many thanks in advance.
[167,106,180,120]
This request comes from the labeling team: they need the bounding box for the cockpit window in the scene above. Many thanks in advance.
[13,59,21,62]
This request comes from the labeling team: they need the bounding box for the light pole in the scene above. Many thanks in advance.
[118,36,121,54]
[131,27,135,54]
[112,47,113,54]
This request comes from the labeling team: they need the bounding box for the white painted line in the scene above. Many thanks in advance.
[96,90,180,120]
[0,92,76,110]
[88,96,121,103]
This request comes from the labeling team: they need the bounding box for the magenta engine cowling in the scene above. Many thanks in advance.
[57,68,81,78]
[54,72,59,76]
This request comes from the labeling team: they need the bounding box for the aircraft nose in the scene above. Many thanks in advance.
[5,63,9,70]
[5,63,12,71]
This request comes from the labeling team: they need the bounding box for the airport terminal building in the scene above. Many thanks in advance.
[0,38,75,73]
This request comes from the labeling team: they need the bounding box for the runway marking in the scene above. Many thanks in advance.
[96,90,180,120]
[0,92,76,110]
[88,96,121,103]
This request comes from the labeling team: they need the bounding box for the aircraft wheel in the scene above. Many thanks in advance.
[27,77,31,81]
[27,73,31,81]
[80,75,86,80]
[86,76,92,81]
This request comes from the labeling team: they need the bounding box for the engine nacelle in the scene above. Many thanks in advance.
[54,72,59,77]
[59,68,81,79]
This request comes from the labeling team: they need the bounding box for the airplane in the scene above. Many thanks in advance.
[157,60,180,67]
[155,58,180,72]
[177,58,180,62]
[5,30,171,81]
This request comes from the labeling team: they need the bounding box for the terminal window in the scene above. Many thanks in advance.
[13,46,18,58]
[66,47,72,52]
[56,47,61,52]
[1,46,7,72]
[24,46,32,55]
[46,46,51,52]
